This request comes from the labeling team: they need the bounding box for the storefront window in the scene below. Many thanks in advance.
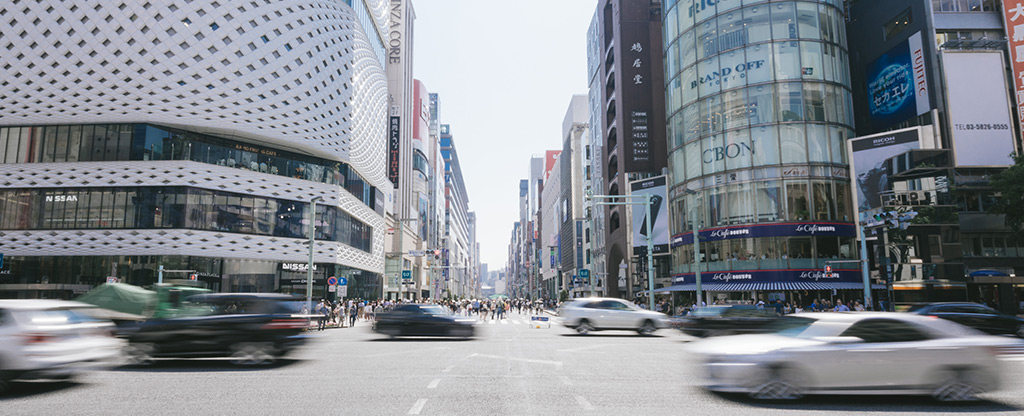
[774,41,802,81]
[725,182,755,224]
[758,237,786,269]
[835,182,851,222]
[704,239,728,271]
[696,19,717,61]
[680,29,697,69]
[779,124,807,163]
[729,238,757,270]
[744,43,773,85]
[815,236,840,268]
[700,96,722,135]
[685,139,702,181]
[771,3,797,40]
[722,88,748,130]
[786,181,809,221]
[746,5,772,41]
[807,123,829,163]
[756,180,782,222]
[746,84,775,126]
[681,66,699,106]
[788,237,814,268]
[803,83,825,121]
[812,180,834,220]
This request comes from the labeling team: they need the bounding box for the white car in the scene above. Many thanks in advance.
[557,297,670,335]
[688,312,1023,401]
[0,300,124,392]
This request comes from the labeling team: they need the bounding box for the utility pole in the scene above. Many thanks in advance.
[306,196,323,313]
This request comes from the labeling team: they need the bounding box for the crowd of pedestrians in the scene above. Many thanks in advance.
[307,297,552,330]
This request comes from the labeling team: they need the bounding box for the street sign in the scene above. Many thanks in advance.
[402,270,412,279]
[0,253,4,268]
[328,284,336,292]
[408,250,425,257]
[106,276,118,284]
[338,277,348,286]
[579,269,590,279]
[327,276,338,286]
[339,286,348,297]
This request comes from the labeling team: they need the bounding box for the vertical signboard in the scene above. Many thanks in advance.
[866,31,930,131]
[630,175,669,255]
[849,128,921,212]
[1002,2,1024,136]
[620,13,658,172]
[388,116,400,188]
[942,52,1016,166]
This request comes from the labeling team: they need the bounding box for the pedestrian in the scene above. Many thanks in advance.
[348,303,358,327]
[834,299,849,312]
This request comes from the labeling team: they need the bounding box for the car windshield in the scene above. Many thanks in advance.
[690,307,729,317]
[15,308,103,326]
[419,305,451,316]
[774,317,849,339]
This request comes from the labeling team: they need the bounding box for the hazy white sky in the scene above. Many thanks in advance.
[413,0,599,270]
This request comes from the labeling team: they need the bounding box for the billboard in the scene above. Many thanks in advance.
[866,31,930,131]
[942,51,1016,167]
[544,150,561,181]
[630,175,669,255]
[412,80,430,155]
[388,116,400,188]
[849,128,921,212]
[1000,1,1024,136]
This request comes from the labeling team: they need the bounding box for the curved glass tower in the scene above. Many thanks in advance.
[664,0,860,301]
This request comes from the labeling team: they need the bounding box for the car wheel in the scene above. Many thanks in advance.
[1015,324,1024,338]
[0,371,11,394]
[748,366,805,400]
[230,342,277,366]
[637,320,657,336]
[932,368,983,402]
[451,326,473,338]
[122,343,155,366]
[576,319,594,335]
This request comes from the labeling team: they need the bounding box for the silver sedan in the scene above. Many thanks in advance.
[687,312,1023,402]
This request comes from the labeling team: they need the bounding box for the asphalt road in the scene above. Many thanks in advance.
[4,310,1024,415]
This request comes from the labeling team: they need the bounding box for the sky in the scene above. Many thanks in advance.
[413,0,599,271]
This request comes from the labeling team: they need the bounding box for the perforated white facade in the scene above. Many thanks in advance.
[0,0,391,295]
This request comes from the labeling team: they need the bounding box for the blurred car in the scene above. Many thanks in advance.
[556,297,669,335]
[373,304,475,338]
[0,300,123,392]
[118,293,308,366]
[674,305,785,338]
[688,312,1022,401]
[908,302,1024,337]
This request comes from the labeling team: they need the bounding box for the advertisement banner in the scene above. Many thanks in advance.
[388,116,400,188]
[866,31,930,131]
[630,175,669,255]
[544,150,561,181]
[671,222,856,247]
[849,128,921,212]
[1001,2,1024,136]
[942,51,1016,167]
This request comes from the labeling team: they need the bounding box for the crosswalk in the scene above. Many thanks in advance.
[462,315,551,325]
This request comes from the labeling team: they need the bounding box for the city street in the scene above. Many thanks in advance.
[3,310,1024,415]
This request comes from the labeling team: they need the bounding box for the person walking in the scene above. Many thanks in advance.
[348,303,358,327]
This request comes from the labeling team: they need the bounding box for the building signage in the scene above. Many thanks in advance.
[672,269,862,285]
[388,0,403,64]
[941,51,1016,167]
[866,31,930,131]
[575,220,584,269]
[630,110,650,163]
[281,263,318,272]
[690,60,767,89]
[388,116,400,188]
[1001,1,1024,135]
[45,195,79,202]
[671,222,855,247]
[850,127,921,212]
[703,142,754,163]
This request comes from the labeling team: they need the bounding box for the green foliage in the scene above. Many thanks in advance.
[559,289,569,302]
[989,153,1024,241]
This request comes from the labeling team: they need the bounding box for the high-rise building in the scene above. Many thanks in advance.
[588,0,668,299]
[845,0,1023,311]
[662,0,859,304]
[0,0,391,299]
[539,150,563,298]
[560,96,593,298]
[440,125,473,298]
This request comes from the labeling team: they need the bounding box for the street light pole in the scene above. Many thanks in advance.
[684,189,703,307]
[306,196,323,314]
[591,193,656,310]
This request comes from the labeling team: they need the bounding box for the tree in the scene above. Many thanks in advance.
[989,152,1024,242]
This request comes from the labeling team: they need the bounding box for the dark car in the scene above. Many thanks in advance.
[373,304,475,338]
[908,302,1024,337]
[674,305,788,338]
[119,293,309,365]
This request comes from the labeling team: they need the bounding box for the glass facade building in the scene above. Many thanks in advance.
[663,0,860,298]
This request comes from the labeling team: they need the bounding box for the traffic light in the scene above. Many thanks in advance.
[189,273,198,281]
[433,250,441,260]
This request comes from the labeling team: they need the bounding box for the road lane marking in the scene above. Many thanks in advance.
[575,395,594,410]
[500,320,508,324]
[408,399,427,414]
[442,365,455,373]
[355,346,450,358]
[560,376,573,386]
[469,353,563,370]
[427,378,441,389]
[557,344,609,353]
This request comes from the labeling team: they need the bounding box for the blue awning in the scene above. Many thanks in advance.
[654,282,885,292]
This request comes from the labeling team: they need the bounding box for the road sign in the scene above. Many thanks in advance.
[579,269,590,279]
[408,250,425,257]
[338,277,348,286]
[0,253,4,268]
[529,315,550,329]
[402,270,412,279]
[328,284,336,292]
[339,286,348,297]
[106,276,118,284]
[327,276,338,286]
